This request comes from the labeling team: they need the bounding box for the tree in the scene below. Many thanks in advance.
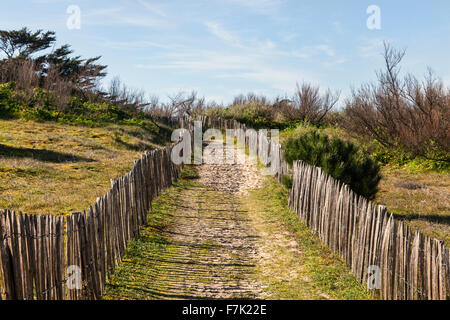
[284,130,381,199]
[42,44,107,92]
[344,42,449,162]
[0,27,56,59]
[0,27,108,101]
[276,82,340,123]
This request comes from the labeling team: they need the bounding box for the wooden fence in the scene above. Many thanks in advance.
[288,161,450,300]
[0,146,182,300]
[200,116,450,300]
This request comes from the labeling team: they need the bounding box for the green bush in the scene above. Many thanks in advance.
[281,174,293,189]
[367,139,450,172]
[0,82,155,127]
[223,103,275,129]
[284,130,381,199]
[0,82,21,118]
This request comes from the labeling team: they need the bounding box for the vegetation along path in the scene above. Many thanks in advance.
[104,141,371,300]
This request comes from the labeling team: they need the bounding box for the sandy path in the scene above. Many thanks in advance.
[152,140,265,298]
[105,139,333,300]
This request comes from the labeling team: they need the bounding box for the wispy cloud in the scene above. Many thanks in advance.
[137,0,167,17]
[204,21,280,53]
[332,21,344,35]
[224,0,285,15]
[134,18,334,93]
[84,6,168,28]
[280,32,298,42]
[313,44,335,57]
[137,50,251,71]
[358,38,385,58]
[289,44,336,59]
[205,21,242,47]
[136,46,314,93]
[102,40,183,50]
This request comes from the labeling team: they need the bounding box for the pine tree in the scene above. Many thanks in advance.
[284,130,381,199]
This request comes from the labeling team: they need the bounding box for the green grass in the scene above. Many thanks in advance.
[0,82,162,129]
[376,165,450,246]
[104,168,262,300]
[104,177,190,300]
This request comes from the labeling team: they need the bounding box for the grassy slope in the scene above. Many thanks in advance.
[280,125,450,247]
[0,118,172,215]
[377,166,450,246]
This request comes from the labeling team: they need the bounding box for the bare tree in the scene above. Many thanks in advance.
[107,76,149,113]
[232,93,270,107]
[344,42,449,161]
[279,82,340,122]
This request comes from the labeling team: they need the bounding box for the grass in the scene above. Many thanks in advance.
[0,118,172,215]
[104,176,190,300]
[244,175,371,300]
[376,165,450,246]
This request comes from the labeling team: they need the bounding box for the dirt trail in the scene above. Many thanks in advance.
[104,140,336,300]
[147,140,265,299]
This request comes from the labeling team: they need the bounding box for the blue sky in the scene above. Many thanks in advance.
[2,0,450,105]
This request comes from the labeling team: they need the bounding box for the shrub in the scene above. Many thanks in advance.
[343,43,449,163]
[284,130,381,199]
[204,106,226,119]
[281,82,340,123]
[281,174,293,189]
[225,102,275,128]
[0,82,20,118]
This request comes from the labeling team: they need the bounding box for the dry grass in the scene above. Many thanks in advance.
[376,166,450,246]
[0,119,170,215]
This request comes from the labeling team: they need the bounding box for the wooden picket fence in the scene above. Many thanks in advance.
[288,161,450,300]
[0,146,183,300]
[200,116,450,300]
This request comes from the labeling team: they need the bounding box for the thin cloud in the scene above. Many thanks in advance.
[136,47,314,93]
[332,21,344,34]
[102,40,183,50]
[137,0,167,17]
[289,44,336,59]
[280,32,298,42]
[224,0,285,15]
[313,45,335,57]
[205,21,242,47]
[84,6,168,28]
[358,38,386,58]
